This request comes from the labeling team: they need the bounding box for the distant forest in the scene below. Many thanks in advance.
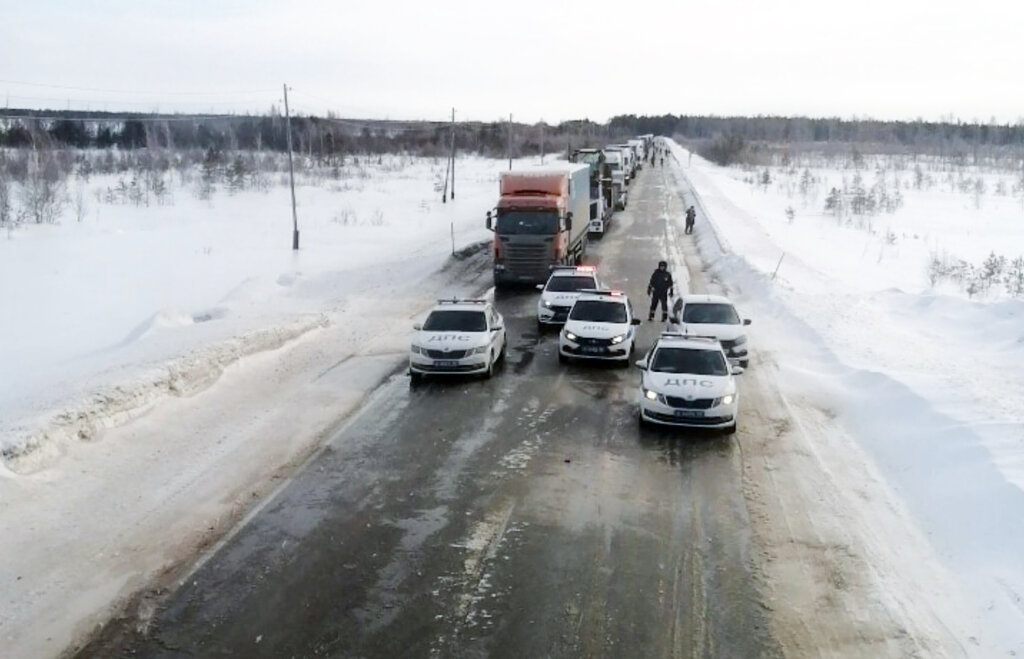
[2,109,1023,166]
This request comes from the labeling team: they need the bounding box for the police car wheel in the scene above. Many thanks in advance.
[558,351,568,364]
[484,353,495,379]
[740,360,749,368]
[723,422,737,435]
[409,372,423,385]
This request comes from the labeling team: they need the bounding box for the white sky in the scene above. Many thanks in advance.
[3,0,1023,124]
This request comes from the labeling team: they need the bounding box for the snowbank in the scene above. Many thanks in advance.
[0,154,537,469]
[667,141,1024,655]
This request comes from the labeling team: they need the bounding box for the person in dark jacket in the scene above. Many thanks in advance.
[647,260,674,321]
[685,205,696,234]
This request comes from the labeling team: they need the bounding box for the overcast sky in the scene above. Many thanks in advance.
[3,0,1023,124]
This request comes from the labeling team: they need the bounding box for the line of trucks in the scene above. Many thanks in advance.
[486,134,654,288]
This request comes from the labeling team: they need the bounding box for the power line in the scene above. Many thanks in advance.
[4,94,273,108]
[0,78,275,96]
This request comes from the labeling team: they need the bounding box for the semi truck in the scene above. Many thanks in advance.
[608,144,635,181]
[603,148,628,209]
[569,148,613,236]
[486,162,590,287]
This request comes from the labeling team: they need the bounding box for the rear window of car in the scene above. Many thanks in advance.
[682,303,740,324]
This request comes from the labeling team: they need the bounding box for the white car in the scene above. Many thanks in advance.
[666,294,752,367]
[409,299,506,382]
[536,265,601,328]
[636,333,743,433]
[558,289,641,365]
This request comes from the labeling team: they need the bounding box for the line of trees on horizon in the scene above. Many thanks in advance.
[2,109,1023,166]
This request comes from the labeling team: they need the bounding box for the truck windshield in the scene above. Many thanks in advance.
[422,310,487,332]
[569,300,627,323]
[651,348,728,375]
[495,211,559,235]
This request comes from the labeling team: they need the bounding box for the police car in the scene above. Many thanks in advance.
[409,298,506,382]
[636,333,742,433]
[536,265,601,328]
[666,294,752,367]
[558,289,641,365]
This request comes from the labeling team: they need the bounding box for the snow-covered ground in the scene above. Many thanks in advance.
[668,140,1024,655]
[0,154,541,470]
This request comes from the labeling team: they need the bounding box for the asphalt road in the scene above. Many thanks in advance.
[79,163,781,658]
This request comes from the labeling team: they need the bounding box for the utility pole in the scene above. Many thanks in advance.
[450,107,456,199]
[283,83,299,250]
[507,113,513,170]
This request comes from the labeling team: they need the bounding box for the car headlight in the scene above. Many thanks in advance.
[643,388,658,401]
[471,345,489,355]
[563,331,577,341]
[542,300,554,308]
[733,335,747,346]
[610,333,626,345]
[411,344,423,354]
[715,394,736,406]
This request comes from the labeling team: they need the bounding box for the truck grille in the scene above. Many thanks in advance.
[665,397,715,409]
[503,244,551,277]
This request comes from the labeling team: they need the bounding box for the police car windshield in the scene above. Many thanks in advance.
[569,300,627,323]
[651,348,728,375]
[682,303,740,324]
[423,310,487,332]
[547,276,597,292]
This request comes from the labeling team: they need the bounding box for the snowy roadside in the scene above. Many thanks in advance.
[0,244,494,659]
[1,155,538,470]
[665,140,1024,656]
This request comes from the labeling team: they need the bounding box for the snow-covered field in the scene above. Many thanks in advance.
[0,154,539,469]
[669,140,1024,655]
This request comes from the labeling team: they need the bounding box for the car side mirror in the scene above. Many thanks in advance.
[535,284,544,291]
[413,323,422,330]
[743,318,752,326]
[634,359,648,370]
[631,318,641,326]
[731,366,745,375]
[486,211,493,231]
[492,325,503,332]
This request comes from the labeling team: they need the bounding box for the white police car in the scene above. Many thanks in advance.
[409,299,506,382]
[636,333,742,433]
[666,294,752,367]
[558,289,641,365]
[536,265,601,328]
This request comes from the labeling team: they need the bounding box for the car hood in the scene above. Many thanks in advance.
[668,322,746,341]
[416,331,488,351]
[564,320,630,339]
[542,292,584,306]
[643,371,734,398]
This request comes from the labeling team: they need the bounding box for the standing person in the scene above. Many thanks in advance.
[647,260,674,321]
[685,205,696,234]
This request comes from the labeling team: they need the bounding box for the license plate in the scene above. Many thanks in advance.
[434,360,460,367]
[581,346,605,354]
[674,410,704,418]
